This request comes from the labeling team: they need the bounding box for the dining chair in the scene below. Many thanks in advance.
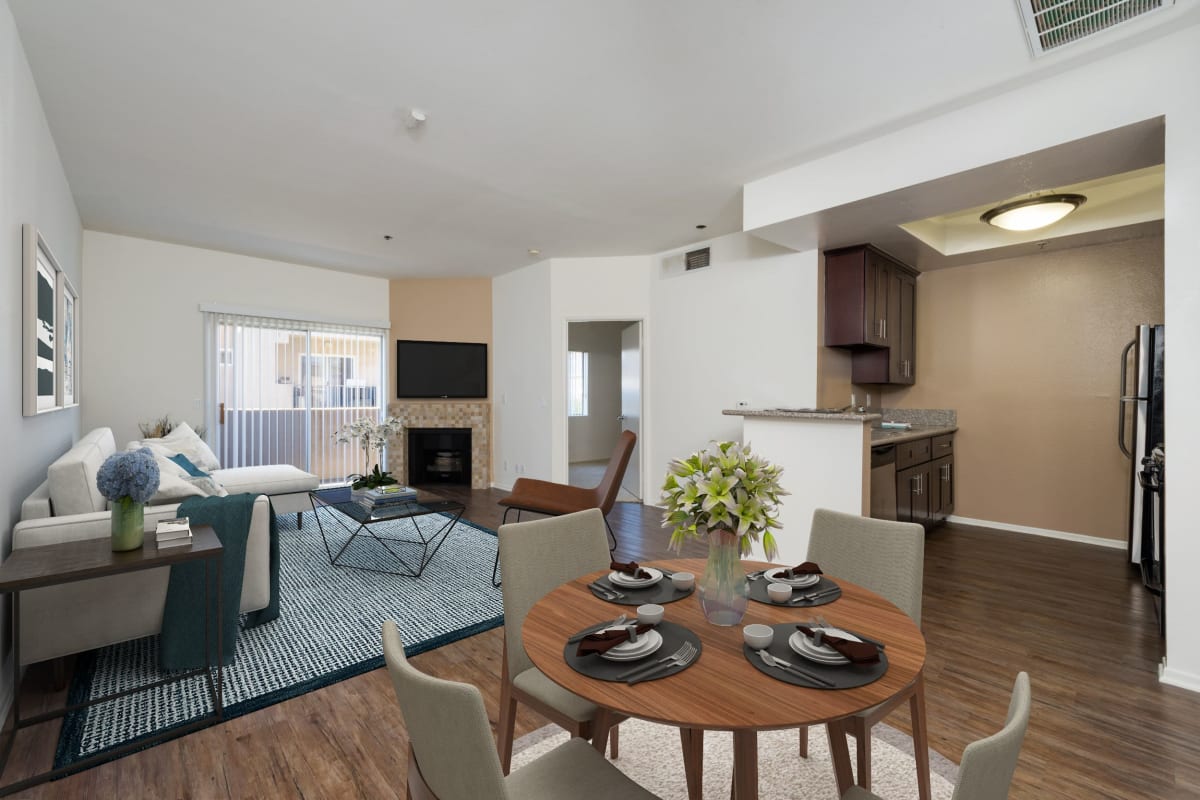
[492,430,636,586]
[496,508,624,774]
[840,672,1031,800]
[799,508,927,797]
[381,621,661,800]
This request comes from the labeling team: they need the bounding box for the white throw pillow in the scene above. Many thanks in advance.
[134,447,230,505]
[156,422,221,472]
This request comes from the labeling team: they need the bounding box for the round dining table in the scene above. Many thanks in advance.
[521,558,930,800]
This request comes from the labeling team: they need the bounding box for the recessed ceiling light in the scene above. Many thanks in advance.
[695,224,708,229]
[527,248,541,256]
[980,194,1087,232]
[383,234,393,241]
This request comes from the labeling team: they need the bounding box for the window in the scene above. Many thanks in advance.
[567,351,588,417]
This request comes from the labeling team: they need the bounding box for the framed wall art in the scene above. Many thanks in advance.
[23,223,77,415]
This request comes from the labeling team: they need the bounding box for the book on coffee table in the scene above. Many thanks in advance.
[352,486,418,505]
[156,533,194,549]
[156,517,192,539]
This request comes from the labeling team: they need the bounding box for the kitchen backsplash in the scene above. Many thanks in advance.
[878,407,956,427]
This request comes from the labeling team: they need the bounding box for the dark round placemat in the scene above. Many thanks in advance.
[589,573,695,606]
[742,623,887,690]
[747,575,842,607]
[564,621,702,683]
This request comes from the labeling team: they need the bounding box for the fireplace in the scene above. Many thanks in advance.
[407,428,472,486]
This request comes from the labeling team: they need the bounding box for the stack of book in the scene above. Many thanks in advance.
[352,484,418,508]
[155,517,193,549]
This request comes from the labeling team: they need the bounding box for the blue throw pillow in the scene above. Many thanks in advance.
[169,453,209,478]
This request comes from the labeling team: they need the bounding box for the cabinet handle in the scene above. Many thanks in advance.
[941,464,950,481]
[882,319,887,340]
[912,474,922,496]
[939,443,951,449]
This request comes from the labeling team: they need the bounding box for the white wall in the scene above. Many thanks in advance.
[81,232,389,447]
[0,0,83,712]
[492,260,553,490]
[648,234,818,495]
[745,24,1200,690]
[567,322,625,463]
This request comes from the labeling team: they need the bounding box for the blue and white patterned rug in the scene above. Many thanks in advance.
[55,509,503,769]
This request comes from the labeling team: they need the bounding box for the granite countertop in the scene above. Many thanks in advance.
[723,408,882,422]
[870,424,958,446]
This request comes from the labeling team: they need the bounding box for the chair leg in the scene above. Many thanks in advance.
[609,725,619,759]
[296,511,303,528]
[497,677,518,775]
[851,717,871,791]
[493,507,518,587]
[603,516,618,553]
[798,725,809,758]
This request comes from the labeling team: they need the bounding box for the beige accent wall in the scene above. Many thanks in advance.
[388,277,493,400]
[881,236,1163,540]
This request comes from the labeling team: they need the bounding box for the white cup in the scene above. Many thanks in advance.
[767,583,793,604]
[636,603,665,626]
[743,623,774,650]
[670,571,695,591]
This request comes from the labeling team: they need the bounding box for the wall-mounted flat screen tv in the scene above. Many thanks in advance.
[396,340,488,399]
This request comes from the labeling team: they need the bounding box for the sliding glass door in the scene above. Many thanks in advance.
[204,312,386,484]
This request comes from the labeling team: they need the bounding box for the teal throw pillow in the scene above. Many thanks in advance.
[169,453,210,478]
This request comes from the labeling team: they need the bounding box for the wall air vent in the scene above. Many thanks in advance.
[1018,0,1173,56]
[684,247,711,271]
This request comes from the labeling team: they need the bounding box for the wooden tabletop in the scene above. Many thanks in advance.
[522,558,926,732]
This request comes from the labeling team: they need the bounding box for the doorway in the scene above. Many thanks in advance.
[566,320,642,502]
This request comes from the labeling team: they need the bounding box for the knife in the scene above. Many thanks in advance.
[789,587,840,605]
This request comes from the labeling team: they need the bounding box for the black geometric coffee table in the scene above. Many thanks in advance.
[308,487,466,577]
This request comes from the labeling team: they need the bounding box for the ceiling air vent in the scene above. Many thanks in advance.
[685,247,711,271]
[1018,0,1173,56]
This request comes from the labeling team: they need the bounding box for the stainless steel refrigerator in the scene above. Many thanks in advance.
[1118,324,1165,607]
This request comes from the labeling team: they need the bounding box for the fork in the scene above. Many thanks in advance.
[757,650,834,687]
[618,641,697,682]
[587,581,625,600]
[628,641,700,685]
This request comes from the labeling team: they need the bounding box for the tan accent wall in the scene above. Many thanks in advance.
[881,236,1163,540]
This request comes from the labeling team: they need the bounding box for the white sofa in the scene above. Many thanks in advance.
[13,427,318,665]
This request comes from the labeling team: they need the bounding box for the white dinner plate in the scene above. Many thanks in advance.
[764,567,821,588]
[788,628,861,666]
[599,628,664,661]
[608,567,663,588]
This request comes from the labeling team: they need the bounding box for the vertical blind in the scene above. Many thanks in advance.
[203,311,388,485]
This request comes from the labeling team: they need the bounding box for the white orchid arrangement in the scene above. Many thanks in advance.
[661,441,788,559]
[333,416,405,489]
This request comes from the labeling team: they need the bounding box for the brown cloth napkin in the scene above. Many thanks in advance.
[610,560,652,580]
[796,624,880,664]
[779,561,823,579]
[576,624,655,657]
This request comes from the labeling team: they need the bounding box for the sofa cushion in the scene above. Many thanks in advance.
[212,465,319,496]
[153,422,220,472]
[47,428,116,516]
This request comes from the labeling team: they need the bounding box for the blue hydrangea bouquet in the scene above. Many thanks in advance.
[97,447,160,551]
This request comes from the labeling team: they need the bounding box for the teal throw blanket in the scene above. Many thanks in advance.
[160,494,280,670]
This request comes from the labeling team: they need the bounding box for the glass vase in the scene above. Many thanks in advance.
[111,496,146,552]
[698,528,750,626]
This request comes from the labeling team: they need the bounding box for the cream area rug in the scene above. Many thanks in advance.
[512,718,957,799]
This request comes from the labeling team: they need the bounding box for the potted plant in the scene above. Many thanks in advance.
[96,447,161,551]
[333,416,405,495]
[661,441,787,625]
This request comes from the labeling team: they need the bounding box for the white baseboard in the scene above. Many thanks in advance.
[945,515,1125,550]
[1159,662,1200,694]
[490,481,513,492]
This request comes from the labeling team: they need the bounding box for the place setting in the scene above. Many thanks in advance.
[746,561,843,607]
[586,560,697,606]
[741,617,888,689]
[562,603,703,684]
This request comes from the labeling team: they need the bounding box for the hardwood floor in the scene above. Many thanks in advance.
[4,491,1194,798]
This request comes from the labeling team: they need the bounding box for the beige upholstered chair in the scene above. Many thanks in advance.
[842,672,1031,800]
[381,621,660,800]
[799,508,927,795]
[496,508,623,773]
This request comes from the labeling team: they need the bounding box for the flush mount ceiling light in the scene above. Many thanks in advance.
[980,193,1087,231]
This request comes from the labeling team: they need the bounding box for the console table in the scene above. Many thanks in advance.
[0,526,224,795]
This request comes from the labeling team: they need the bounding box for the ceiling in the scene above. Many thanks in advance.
[8,1,1199,278]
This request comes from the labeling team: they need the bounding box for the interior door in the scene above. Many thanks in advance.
[619,322,642,501]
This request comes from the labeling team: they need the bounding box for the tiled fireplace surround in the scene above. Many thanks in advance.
[386,401,491,489]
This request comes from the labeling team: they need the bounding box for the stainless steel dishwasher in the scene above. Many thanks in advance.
[870,444,897,521]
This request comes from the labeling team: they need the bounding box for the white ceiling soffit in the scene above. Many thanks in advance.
[1018,0,1175,56]
[901,165,1164,256]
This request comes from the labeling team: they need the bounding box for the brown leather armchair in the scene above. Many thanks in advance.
[492,430,636,586]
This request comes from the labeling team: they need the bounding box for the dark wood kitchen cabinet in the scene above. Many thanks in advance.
[896,433,954,529]
[824,244,918,385]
